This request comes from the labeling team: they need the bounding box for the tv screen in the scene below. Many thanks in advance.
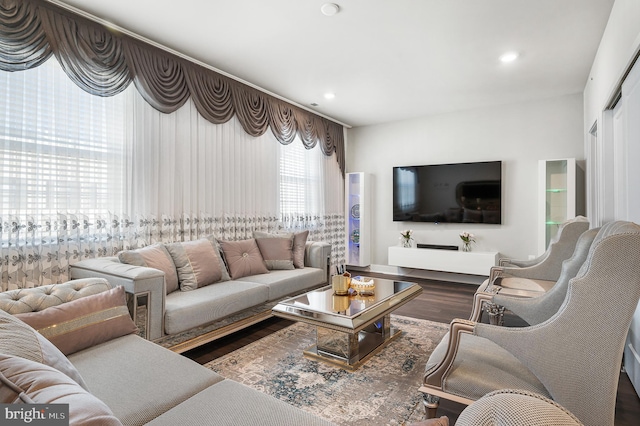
[393,161,502,224]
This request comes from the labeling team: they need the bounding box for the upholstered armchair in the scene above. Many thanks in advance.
[455,389,583,426]
[420,221,640,426]
[497,215,589,269]
[469,228,599,324]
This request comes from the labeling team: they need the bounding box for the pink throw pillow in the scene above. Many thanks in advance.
[218,239,269,279]
[16,286,138,356]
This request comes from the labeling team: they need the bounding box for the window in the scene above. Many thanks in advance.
[0,59,126,217]
[394,167,418,211]
[279,141,322,216]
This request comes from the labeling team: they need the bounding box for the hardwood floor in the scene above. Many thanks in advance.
[183,273,640,425]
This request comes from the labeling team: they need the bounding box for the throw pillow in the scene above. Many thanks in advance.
[291,230,309,268]
[0,309,88,390]
[118,244,180,294]
[16,286,138,356]
[218,239,269,279]
[0,353,123,425]
[253,231,295,270]
[165,239,229,291]
[206,235,232,282]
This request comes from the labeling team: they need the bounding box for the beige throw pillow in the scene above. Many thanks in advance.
[118,244,180,294]
[218,239,269,279]
[253,231,295,270]
[16,286,138,356]
[165,239,230,291]
[0,354,123,425]
[291,230,309,268]
[0,309,88,390]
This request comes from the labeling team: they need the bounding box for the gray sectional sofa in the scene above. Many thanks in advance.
[69,238,330,351]
[0,279,333,425]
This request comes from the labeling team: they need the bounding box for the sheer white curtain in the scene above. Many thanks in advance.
[1,58,345,290]
[0,58,127,289]
[120,92,282,247]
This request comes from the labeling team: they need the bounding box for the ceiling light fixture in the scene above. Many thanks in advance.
[324,93,336,100]
[500,52,519,63]
[321,3,340,16]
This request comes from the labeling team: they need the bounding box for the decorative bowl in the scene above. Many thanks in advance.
[350,276,375,295]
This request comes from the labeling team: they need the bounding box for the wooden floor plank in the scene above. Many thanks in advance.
[183,273,640,424]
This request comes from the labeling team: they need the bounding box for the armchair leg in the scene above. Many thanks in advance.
[486,303,505,326]
[422,393,440,418]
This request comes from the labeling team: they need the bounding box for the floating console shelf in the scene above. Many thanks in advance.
[388,246,498,276]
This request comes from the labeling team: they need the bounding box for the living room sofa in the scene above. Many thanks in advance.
[0,278,333,425]
[69,235,330,350]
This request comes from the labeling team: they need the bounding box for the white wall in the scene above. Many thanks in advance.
[346,93,584,276]
[584,0,640,129]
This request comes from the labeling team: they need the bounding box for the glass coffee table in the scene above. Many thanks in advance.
[272,277,422,370]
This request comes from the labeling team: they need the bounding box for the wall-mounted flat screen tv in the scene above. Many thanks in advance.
[393,161,502,224]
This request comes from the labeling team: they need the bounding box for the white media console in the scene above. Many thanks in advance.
[388,246,499,276]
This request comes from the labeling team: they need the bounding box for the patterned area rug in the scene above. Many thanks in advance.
[204,315,449,425]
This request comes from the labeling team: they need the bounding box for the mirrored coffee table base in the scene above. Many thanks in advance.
[304,313,401,370]
[272,278,422,371]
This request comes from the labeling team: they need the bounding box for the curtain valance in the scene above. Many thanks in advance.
[0,0,344,173]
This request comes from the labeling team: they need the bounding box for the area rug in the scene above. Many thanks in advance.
[204,315,449,425]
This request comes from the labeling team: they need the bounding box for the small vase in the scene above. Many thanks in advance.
[401,238,413,248]
[462,242,471,252]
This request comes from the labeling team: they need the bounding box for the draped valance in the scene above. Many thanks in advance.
[0,0,345,173]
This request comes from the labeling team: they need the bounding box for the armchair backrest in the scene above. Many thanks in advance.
[476,221,640,426]
[499,216,589,280]
[494,228,599,325]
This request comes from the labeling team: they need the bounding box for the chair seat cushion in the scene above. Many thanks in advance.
[477,277,554,298]
[499,277,555,292]
[426,332,550,401]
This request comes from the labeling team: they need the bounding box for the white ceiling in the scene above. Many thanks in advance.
[54,0,615,128]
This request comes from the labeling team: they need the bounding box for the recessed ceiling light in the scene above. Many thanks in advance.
[500,52,519,63]
[321,3,340,16]
[324,93,336,100]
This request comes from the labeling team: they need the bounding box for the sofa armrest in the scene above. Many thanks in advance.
[304,242,331,283]
[0,278,114,314]
[70,257,165,341]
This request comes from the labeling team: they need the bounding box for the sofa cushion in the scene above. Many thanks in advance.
[164,280,269,335]
[0,308,88,390]
[118,244,180,294]
[166,239,229,291]
[146,379,334,426]
[291,230,309,268]
[218,239,269,279]
[68,334,224,425]
[16,286,138,356]
[240,267,326,301]
[254,231,295,270]
[0,353,122,425]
